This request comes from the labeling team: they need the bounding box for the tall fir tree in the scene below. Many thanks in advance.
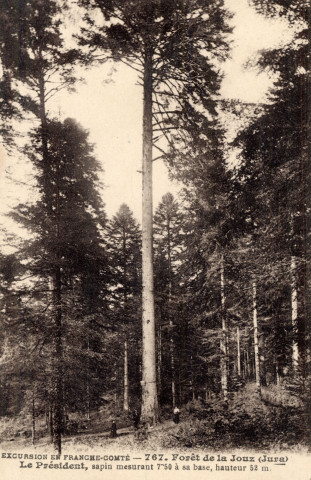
[10,117,107,453]
[153,192,184,406]
[78,0,232,422]
[107,204,142,412]
[234,0,310,382]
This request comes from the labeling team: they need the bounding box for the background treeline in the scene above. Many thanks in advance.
[0,0,310,451]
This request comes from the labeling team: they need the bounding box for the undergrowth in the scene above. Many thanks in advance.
[1,383,309,451]
[160,383,310,450]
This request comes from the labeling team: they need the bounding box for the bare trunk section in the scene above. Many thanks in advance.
[53,138,63,454]
[170,327,176,407]
[259,335,267,386]
[237,326,241,377]
[122,223,130,412]
[157,318,162,398]
[53,265,63,454]
[245,347,250,379]
[252,280,261,395]
[297,153,308,376]
[86,335,90,420]
[141,47,158,423]
[49,405,54,443]
[190,355,195,400]
[39,63,62,447]
[123,339,129,411]
[242,350,246,378]
[220,256,228,401]
[32,389,36,446]
[290,256,299,369]
[167,217,176,407]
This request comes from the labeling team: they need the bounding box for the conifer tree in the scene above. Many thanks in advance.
[235,0,310,380]
[154,193,183,406]
[107,204,141,411]
[11,118,107,453]
[0,0,79,149]
[79,0,232,422]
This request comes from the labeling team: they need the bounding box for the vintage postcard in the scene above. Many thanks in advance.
[0,0,309,479]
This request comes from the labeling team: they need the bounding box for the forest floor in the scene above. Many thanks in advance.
[0,383,310,453]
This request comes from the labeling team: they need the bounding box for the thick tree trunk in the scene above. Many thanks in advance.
[141,46,158,424]
[123,339,129,411]
[252,280,261,395]
[220,256,228,401]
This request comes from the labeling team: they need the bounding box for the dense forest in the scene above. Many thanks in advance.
[0,0,310,454]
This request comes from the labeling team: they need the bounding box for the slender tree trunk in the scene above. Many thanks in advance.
[275,359,281,386]
[190,354,196,400]
[53,265,63,454]
[259,335,267,386]
[170,328,176,406]
[252,280,261,395]
[179,376,182,405]
[157,317,162,398]
[245,348,250,379]
[38,63,63,448]
[290,256,299,369]
[32,388,35,445]
[122,225,130,412]
[237,326,241,377]
[123,339,129,411]
[297,153,308,376]
[86,333,90,420]
[220,256,228,401]
[167,220,176,407]
[141,46,158,424]
[49,404,54,444]
[53,149,63,454]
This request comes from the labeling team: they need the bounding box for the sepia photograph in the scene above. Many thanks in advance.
[0,0,310,478]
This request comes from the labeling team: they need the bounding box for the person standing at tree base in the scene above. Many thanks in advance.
[173,406,180,424]
[132,409,140,430]
[110,420,117,438]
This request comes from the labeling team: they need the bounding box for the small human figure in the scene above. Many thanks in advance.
[135,421,148,441]
[173,406,180,424]
[110,420,117,438]
[132,409,140,429]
